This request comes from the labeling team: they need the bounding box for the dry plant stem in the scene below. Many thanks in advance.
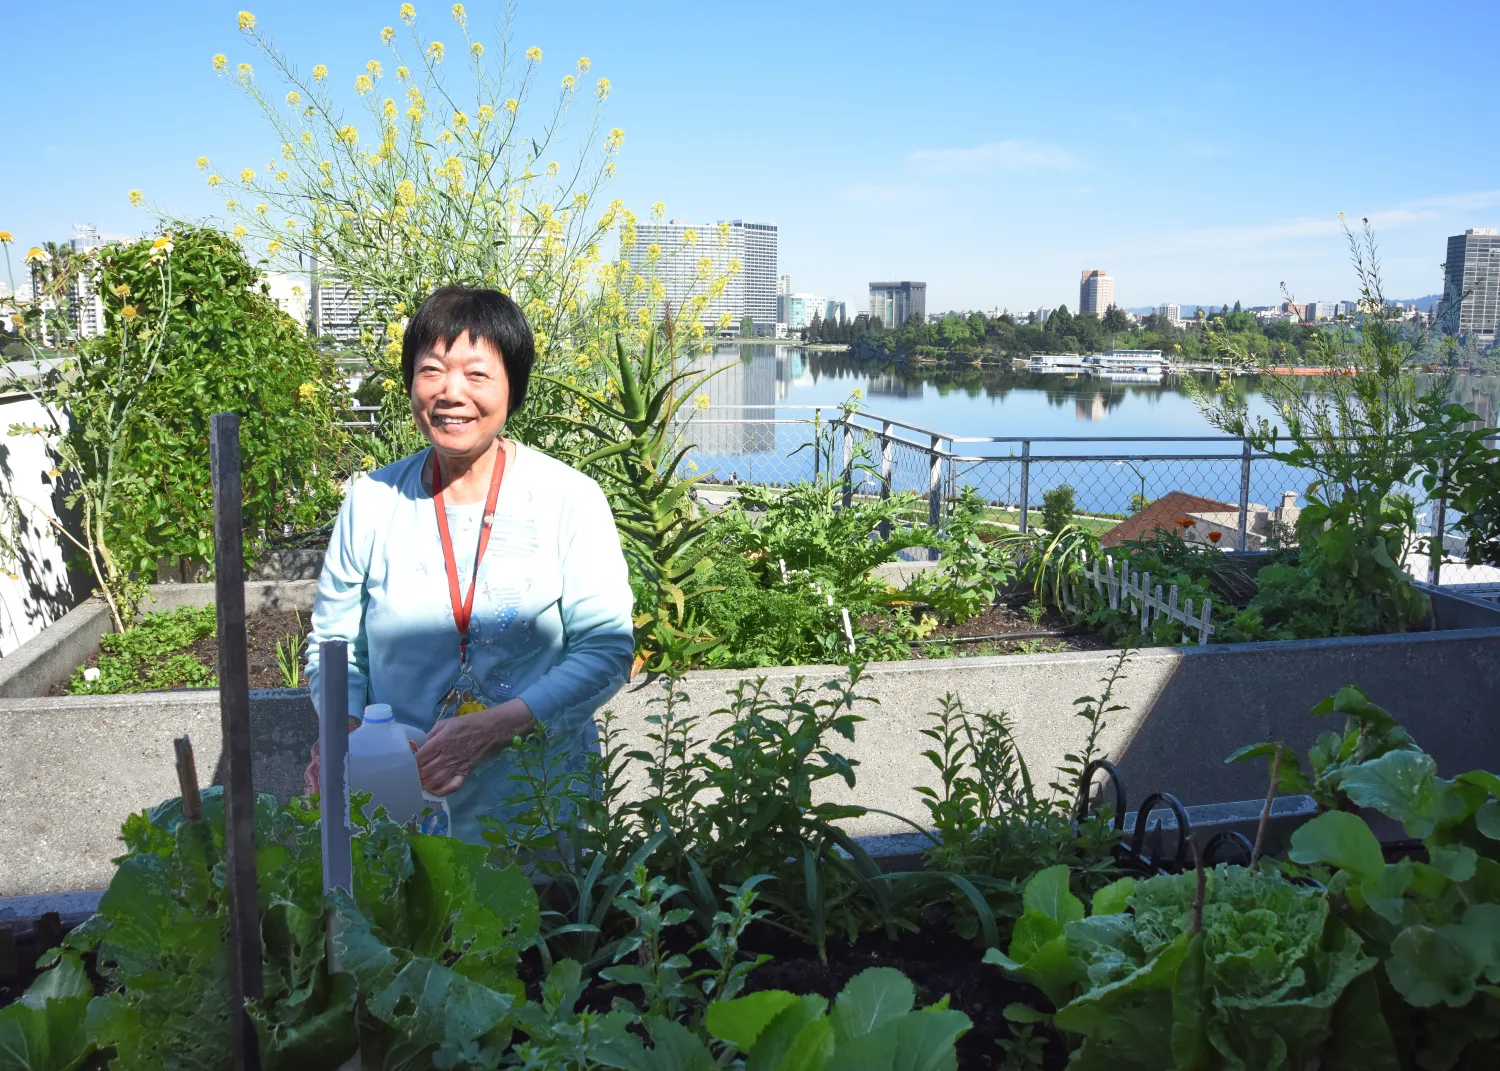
[1251,745,1282,867]
[175,735,204,822]
[1188,835,1206,936]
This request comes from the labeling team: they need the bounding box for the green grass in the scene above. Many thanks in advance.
[977,508,1121,536]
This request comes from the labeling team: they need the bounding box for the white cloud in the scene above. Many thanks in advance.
[906,139,1080,175]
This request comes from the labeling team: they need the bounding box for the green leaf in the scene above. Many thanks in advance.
[739,995,829,1070]
[706,991,800,1052]
[1022,865,1084,925]
[0,953,92,1071]
[1090,877,1136,916]
[1288,810,1385,881]
[1476,799,1500,841]
[827,1008,971,1071]
[1002,1003,1051,1024]
[830,968,915,1043]
[1335,750,1461,837]
[1386,925,1475,1008]
[1428,844,1478,883]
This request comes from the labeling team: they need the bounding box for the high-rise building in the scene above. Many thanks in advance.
[1440,229,1500,341]
[69,224,104,339]
[622,218,779,336]
[1079,270,1114,316]
[1156,303,1180,324]
[777,292,826,330]
[868,281,926,328]
[309,256,374,342]
[777,274,792,296]
[264,273,311,330]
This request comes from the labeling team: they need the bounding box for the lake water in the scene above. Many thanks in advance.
[682,345,1500,525]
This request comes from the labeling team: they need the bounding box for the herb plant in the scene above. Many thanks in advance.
[67,605,218,695]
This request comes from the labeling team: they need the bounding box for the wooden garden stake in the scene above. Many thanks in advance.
[319,640,354,901]
[211,412,262,1071]
[1188,835,1206,936]
[175,735,203,822]
[1251,745,1283,868]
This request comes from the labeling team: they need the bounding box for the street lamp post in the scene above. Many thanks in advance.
[1116,460,1147,513]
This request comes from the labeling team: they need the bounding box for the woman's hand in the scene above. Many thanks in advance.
[302,716,364,796]
[416,698,535,797]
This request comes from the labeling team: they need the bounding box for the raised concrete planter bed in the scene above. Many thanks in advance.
[5,580,1496,896]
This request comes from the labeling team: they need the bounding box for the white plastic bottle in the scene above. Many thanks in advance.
[346,703,426,825]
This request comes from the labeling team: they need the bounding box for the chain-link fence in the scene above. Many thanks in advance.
[674,406,1500,589]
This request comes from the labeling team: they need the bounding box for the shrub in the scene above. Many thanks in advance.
[1041,483,1076,533]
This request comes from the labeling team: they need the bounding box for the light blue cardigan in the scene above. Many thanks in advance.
[306,442,635,842]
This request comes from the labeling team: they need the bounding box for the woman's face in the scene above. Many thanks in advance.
[409,331,511,461]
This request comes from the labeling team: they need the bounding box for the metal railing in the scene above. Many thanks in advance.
[670,405,1496,587]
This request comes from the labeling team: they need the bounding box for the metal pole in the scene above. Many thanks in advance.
[1236,439,1252,552]
[210,413,261,1071]
[841,419,854,509]
[1429,474,1447,586]
[1018,440,1031,534]
[812,407,821,483]
[319,640,352,899]
[928,434,942,533]
[878,421,893,540]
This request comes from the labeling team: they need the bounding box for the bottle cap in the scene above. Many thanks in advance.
[363,703,394,722]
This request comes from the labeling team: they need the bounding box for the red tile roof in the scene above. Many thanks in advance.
[1099,490,1238,547]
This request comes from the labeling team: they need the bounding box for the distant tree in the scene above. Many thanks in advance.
[808,311,822,342]
[1042,483,1077,533]
[739,315,755,337]
[1233,299,1242,313]
[1102,304,1131,334]
[1048,305,1074,336]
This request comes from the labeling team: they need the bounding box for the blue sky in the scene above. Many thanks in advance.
[4,1,1497,313]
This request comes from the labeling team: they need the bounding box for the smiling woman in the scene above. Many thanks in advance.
[304,285,635,841]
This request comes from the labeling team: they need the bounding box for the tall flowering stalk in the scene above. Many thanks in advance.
[0,237,177,632]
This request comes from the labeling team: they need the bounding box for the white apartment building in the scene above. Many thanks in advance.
[264,272,311,330]
[623,219,780,336]
[777,292,826,330]
[1156,303,1180,324]
[69,224,105,339]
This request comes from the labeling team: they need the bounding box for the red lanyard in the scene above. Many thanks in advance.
[431,443,507,659]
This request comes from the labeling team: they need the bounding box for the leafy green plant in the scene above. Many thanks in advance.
[986,863,1377,1070]
[902,487,1017,625]
[996,523,1098,614]
[274,611,305,689]
[538,325,725,673]
[67,605,218,695]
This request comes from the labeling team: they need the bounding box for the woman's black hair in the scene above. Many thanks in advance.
[401,285,535,414]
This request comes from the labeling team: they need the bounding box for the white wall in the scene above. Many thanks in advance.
[0,394,79,656]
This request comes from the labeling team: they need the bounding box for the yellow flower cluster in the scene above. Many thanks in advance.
[0,232,11,244]
[285,90,300,105]
[395,179,417,206]
[470,42,483,57]
[356,74,373,93]
[313,64,328,81]
[503,98,518,114]
[213,54,228,71]
[451,3,466,23]
[596,78,610,100]
[683,228,697,246]
[397,65,410,80]
[255,202,269,215]
[238,11,256,30]
[562,74,575,91]
[237,63,254,81]
[605,127,624,152]
[240,167,256,183]
[225,198,239,209]
[297,381,317,404]
[267,239,282,255]
[338,125,359,144]
[476,103,493,122]
[577,57,591,72]
[121,305,139,321]
[526,46,542,62]
[401,3,416,23]
[428,41,444,61]
[208,174,223,187]
[382,26,395,44]
[233,225,248,238]
[197,156,209,169]
[129,189,143,207]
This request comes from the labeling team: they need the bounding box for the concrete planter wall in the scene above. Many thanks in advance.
[4,581,1497,896]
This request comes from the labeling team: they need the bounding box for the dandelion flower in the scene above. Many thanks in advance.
[451,3,466,23]
[355,74,373,93]
[232,225,248,238]
[121,305,138,321]
[128,189,143,207]
[113,283,130,297]
[312,64,328,81]
[241,167,256,183]
[525,46,542,62]
[428,41,444,61]
[577,56,591,72]
[238,11,256,30]
[595,77,610,100]
[503,97,518,114]
[212,53,228,71]
[401,3,416,23]
[196,156,209,169]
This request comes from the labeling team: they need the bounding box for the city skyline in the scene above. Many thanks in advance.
[4,1,1498,313]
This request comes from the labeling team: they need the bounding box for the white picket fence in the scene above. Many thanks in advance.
[1061,551,1215,645]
